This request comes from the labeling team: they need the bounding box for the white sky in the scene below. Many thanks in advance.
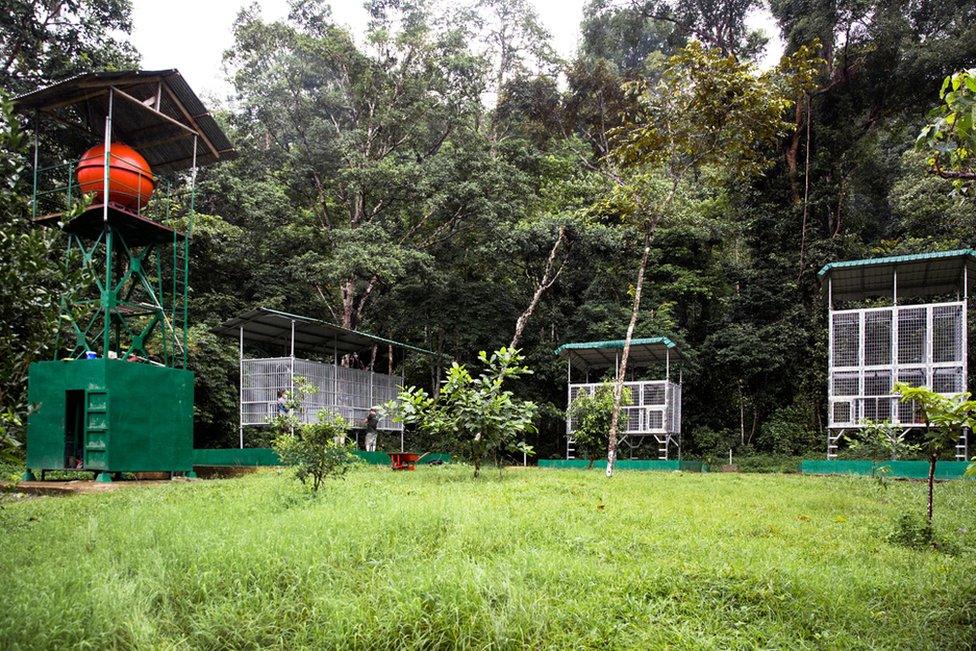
[131,0,783,104]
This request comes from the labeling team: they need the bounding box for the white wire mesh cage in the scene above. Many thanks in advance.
[566,380,681,436]
[828,301,966,429]
[242,356,403,430]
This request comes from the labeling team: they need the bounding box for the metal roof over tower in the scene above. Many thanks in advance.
[13,69,237,172]
[818,249,976,302]
[555,337,680,369]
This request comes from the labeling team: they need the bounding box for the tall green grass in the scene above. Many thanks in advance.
[1,466,974,649]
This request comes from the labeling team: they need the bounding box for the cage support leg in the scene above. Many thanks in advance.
[21,469,36,481]
[827,429,844,459]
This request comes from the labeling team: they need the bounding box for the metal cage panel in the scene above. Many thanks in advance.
[832,313,860,367]
[241,356,402,430]
[898,307,926,364]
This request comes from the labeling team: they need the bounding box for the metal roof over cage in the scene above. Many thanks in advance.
[818,249,976,302]
[555,337,680,369]
[13,69,237,173]
[213,307,439,357]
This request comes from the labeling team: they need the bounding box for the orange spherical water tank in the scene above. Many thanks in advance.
[76,143,155,211]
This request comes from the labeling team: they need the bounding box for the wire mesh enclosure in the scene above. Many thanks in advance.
[821,250,973,460]
[217,308,441,448]
[242,357,402,430]
[557,338,682,461]
[828,301,966,429]
[566,381,681,437]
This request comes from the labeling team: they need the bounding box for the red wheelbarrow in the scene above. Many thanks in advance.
[389,452,425,471]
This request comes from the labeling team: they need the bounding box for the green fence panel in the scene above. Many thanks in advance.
[801,459,972,480]
[353,451,451,465]
[882,460,971,480]
[800,460,875,476]
[193,448,280,467]
[356,451,391,465]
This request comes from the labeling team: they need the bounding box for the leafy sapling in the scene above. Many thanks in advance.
[273,411,359,493]
[391,347,538,477]
[568,383,631,469]
[893,382,976,526]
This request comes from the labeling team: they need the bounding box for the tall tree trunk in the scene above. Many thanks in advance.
[510,225,569,349]
[785,99,804,202]
[927,453,937,525]
[796,93,813,281]
[606,231,653,478]
[739,380,746,446]
[341,281,357,330]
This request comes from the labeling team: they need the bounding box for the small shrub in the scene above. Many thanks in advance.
[687,426,740,466]
[888,512,935,550]
[391,347,537,477]
[273,412,359,493]
[731,454,804,474]
[841,420,921,460]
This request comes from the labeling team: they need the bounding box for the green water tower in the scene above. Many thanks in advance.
[14,71,236,481]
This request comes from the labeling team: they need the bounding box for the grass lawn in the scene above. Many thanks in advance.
[1,466,974,649]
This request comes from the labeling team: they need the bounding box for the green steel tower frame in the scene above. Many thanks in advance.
[15,71,236,481]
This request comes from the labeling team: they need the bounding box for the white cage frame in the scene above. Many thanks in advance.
[826,264,969,460]
[561,340,682,461]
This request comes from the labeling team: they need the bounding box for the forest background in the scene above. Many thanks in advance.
[3,0,976,462]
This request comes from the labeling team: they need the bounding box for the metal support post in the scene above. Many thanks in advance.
[333,337,339,418]
[566,356,572,459]
[892,269,899,425]
[239,325,244,449]
[962,265,969,460]
[182,135,198,369]
[289,319,296,425]
[101,89,114,356]
[31,113,38,219]
[827,277,834,458]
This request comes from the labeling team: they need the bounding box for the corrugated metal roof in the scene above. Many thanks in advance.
[817,249,976,302]
[13,70,236,173]
[555,337,680,369]
[817,249,976,278]
[213,307,441,359]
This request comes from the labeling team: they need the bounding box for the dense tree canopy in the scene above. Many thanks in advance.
[3,0,976,461]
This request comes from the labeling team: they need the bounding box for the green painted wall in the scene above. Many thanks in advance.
[538,459,705,472]
[27,359,193,473]
[193,448,280,467]
[801,459,973,480]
